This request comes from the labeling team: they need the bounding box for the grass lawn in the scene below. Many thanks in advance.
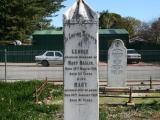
[100,96,160,120]
[0,81,160,120]
[0,81,63,120]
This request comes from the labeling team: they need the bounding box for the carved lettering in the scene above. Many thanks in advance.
[80,61,93,65]
[72,49,88,54]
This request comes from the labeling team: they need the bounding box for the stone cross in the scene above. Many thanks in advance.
[63,0,99,120]
[108,39,127,87]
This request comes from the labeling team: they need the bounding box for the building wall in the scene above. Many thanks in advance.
[0,30,129,62]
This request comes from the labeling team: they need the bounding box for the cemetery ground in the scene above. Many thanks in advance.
[0,81,160,120]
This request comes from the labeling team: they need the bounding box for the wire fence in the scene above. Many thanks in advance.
[0,50,160,88]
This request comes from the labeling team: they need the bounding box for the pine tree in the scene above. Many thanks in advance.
[0,0,64,41]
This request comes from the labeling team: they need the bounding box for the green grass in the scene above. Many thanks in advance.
[0,81,63,120]
[99,96,160,120]
[0,81,160,120]
[99,101,160,120]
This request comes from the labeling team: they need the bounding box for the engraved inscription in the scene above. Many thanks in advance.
[111,49,124,75]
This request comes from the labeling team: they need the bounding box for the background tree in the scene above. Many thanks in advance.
[138,18,160,44]
[99,10,122,29]
[151,18,160,44]
[99,11,160,45]
[137,22,152,42]
[0,0,64,42]
[118,17,141,37]
[99,11,141,37]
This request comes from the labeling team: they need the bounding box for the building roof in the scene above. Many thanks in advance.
[33,29,128,35]
[33,30,63,35]
[99,29,128,35]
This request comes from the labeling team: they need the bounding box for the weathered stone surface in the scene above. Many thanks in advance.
[108,39,127,87]
[63,0,99,120]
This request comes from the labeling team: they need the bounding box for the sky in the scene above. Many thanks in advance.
[51,0,160,27]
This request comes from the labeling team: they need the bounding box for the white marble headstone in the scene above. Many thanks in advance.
[63,0,99,120]
[108,39,127,87]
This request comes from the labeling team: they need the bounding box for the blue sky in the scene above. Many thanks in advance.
[51,0,160,27]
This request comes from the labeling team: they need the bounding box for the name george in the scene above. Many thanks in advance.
[72,49,88,54]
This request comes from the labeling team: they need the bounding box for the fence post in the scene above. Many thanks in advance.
[150,76,153,89]
[4,49,7,82]
[127,86,135,106]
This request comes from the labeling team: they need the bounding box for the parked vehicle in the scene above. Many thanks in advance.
[127,49,141,63]
[35,51,63,66]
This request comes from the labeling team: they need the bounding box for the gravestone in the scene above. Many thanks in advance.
[63,0,99,120]
[108,39,127,87]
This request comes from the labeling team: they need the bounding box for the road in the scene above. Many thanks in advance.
[0,62,160,81]
[100,64,160,81]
